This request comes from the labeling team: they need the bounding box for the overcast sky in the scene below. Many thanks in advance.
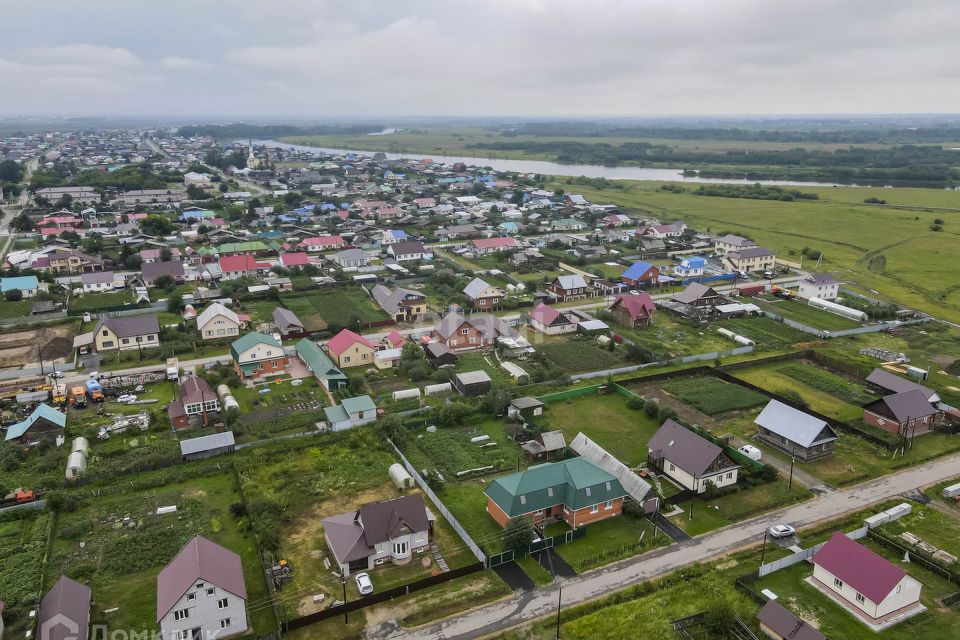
[2,0,957,119]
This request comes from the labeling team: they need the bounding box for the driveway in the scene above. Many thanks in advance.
[492,562,535,592]
[650,513,692,543]
[533,548,576,579]
[728,435,828,492]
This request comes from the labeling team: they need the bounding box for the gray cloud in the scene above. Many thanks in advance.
[0,0,957,118]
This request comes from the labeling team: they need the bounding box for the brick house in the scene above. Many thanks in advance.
[430,311,517,352]
[371,284,428,322]
[862,389,938,437]
[168,376,220,430]
[620,260,660,288]
[546,274,592,302]
[230,332,287,380]
[484,458,627,529]
[463,277,505,310]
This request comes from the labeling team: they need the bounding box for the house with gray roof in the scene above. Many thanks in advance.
[40,576,91,640]
[157,536,247,640]
[546,274,593,302]
[757,600,826,640]
[322,494,432,576]
[863,388,939,437]
[273,307,305,338]
[463,277,505,310]
[647,419,740,494]
[371,284,427,322]
[754,399,839,461]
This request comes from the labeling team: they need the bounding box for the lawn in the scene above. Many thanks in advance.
[614,314,732,359]
[283,288,389,330]
[435,479,506,554]
[670,477,812,536]
[730,364,867,423]
[516,556,554,586]
[877,505,960,558]
[45,473,274,636]
[717,315,811,349]
[69,290,135,312]
[230,375,327,413]
[539,337,625,373]
[753,297,864,331]
[776,362,875,404]
[661,376,768,415]
[553,516,668,572]
[453,352,513,386]
[0,299,33,318]
[536,392,660,466]
[405,422,519,477]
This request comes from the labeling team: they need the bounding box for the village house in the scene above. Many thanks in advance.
[810,532,923,626]
[79,271,122,293]
[330,248,371,269]
[196,302,242,340]
[273,307,305,338]
[323,395,378,431]
[230,332,287,380]
[33,249,104,274]
[218,255,271,280]
[862,389,938,437]
[39,576,91,640]
[371,284,428,322]
[92,315,160,352]
[647,419,740,493]
[387,240,433,262]
[621,260,660,288]
[4,404,66,445]
[300,235,347,252]
[674,256,705,279]
[0,275,44,298]
[295,338,348,390]
[546,274,592,302]
[672,282,724,308]
[322,494,432,576]
[157,536,248,640]
[431,311,517,351]
[714,234,757,255]
[142,261,186,286]
[469,237,520,255]
[527,303,577,335]
[140,247,182,264]
[484,457,628,529]
[278,251,312,268]
[325,328,378,369]
[463,277,506,310]
[167,376,220,430]
[797,272,840,300]
[608,293,655,328]
[754,400,839,461]
[723,246,776,273]
[647,221,687,239]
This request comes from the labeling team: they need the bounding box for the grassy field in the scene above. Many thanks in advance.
[753,296,864,331]
[670,477,811,536]
[0,299,33,318]
[553,516,668,572]
[613,314,732,359]
[717,315,814,348]
[776,362,875,404]
[730,364,867,423]
[662,376,768,415]
[544,180,960,324]
[69,290,134,312]
[407,422,519,477]
[538,338,624,372]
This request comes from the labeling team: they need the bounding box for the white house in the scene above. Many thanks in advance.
[647,419,740,493]
[811,532,924,626]
[196,303,242,340]
[387,241,433,262]
[322,395,377,431]
[157,536,248,640]
[797,273,840,301]
[321,494,432,576]
[183,172,212,188]
[80,271,122,293]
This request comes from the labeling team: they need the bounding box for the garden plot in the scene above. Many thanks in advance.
[753,296,863,331]
[539,338,624,373]
[717,315,812,349]
[0,513,52,606]
[775,361,875,404]
[408,423,517,478]
[661,376,767,415]
[614,315,731,360]
[282,288,389,329]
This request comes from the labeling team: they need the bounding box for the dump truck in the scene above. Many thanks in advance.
[85,379,104,402]
[69,386,88,407]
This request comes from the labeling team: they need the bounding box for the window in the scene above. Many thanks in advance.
[519,495,526,505]
[590,504,599,514]
[393,541,408,555]
[187,593,195,601]
[173,609,190,621]
[492,298,499,304]
[219,619,231,629]
[726,472,733,479]
[102,340,114,348]
[206,588,215,596]
[121,338,130,345]
[218,598,229,609]
[461,328,469,335]
[547,487,553,498]
[856,593,865,604]
[102,330,109,336]
[834,578,843,590]
[344,356,350,363]
[585,487,591,497]
[668,463,675,472]
[605,500,613,510]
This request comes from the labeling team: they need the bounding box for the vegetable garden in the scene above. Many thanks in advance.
[662,376,767,415]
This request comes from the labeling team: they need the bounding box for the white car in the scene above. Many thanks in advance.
[354,572,373,596]
[768,524,796,539]
[117,394,138,403]
[49,371,65,379]
[88,371,101,380]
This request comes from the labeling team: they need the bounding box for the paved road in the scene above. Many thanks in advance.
[366,452,960,640]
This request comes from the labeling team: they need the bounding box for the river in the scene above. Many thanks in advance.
[253,139,849,187]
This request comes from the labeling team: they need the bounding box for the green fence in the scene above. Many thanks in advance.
[537,384,603,403]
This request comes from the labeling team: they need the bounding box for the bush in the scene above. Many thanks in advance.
[778,388,808,408]
[3,288,22,301]
[643,401,659,418]
[626,396,645,410]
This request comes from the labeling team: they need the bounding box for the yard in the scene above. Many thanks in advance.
[0,299,33,319]
[552,515,669,572]
[753,297,865,332]
[613,314,732,360]
[69,290,135,312]
[717,315,812,349]
[669,477,812,536]
[729,363,868,423]
[45,473,274,637]
[452,352,514,386]
[538,337,625,373]
[283,288,389,330]
[401,421,520,477]
[661,376,768,415]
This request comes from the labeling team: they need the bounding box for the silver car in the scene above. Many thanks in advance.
[354,572,373,596]
[768,524,796,539]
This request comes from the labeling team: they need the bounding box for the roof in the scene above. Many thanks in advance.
[813,532,909,604]
[455,370,492,385]
[426,341,455,359]
[805,272,837,286]
[552,274,588,290]
[323,495,430,565]
[540,430,567,452]
[511,396,545,411]
[341,395,376,414]
[371,284,424,314]
[273,307,304,332]
[230,331,280,356]
[4,403,66,440]
[40,576,91,640]
[295,339,347,381]
[196,302,239,328]
[754,400,838,448]
[610,294,655,320]
[142,260,185,283]
[94,314,160,338]
[389,240,429,255]
[485,457,627,518]
[529,303,567,326]
[463,277,500,299]
[716,234,755,247]
[865,368,937,402]
[1,275,39,292]
[672,282,721,305]
[647,419,738,477]
[79,271,115,285]
[622,260,657,280]
[326,328,377,356]
[471,237,519,249]
[179,431,235,456]
[156,535,246,622]
[865,389,938,422]
[219,254,268,273]
[728,246,773,259]
[179,376,217,407]
[280,251,311,266]
[433,311,517,341]
[569,432,652,504]
[757,600,826,640]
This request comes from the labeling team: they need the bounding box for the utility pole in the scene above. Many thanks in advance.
[555,586,562,640]
[342,574,348,624]
[37,341,45,375]
[759,530,768,569]
[788,452,795,491]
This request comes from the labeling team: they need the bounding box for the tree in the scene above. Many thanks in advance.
[154,274,175,291]
[167,292,183,314]
[0,159,25,183]
[140,214,173,236]
[186,184,207,200]
[160,247,173,262]
[10,213,34,232]
[4,288,23,302]
[502,517,534,554]
[54,194,74,210]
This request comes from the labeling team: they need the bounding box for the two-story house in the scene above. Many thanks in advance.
[322,494,432,576]
[546,274,592,302]
[431,311,517,351]
[647,419,740,494]
[371,285,428,322]
[157,536,248,640]
[797,272,840,301]
[713,234,756,255]
[723,246,776,274]
[196,303,243,340]
[325,329,378,369]
[230,332,288,380]
[168,376,221,430]
[93,315,160,352]
[463,277,506,310]
[621,260,660,288]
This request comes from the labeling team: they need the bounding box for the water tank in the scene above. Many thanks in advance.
[223,395,240,412]
[388,463,415,490]
[216,384,232,401]
[71,437,90,457]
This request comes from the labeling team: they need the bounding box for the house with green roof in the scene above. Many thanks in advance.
[323,395,377,432]
[216,241,269,256]
[230,332,287,380]
[295,339,348,390]
[4,404,66,445]
[484,457,627,529]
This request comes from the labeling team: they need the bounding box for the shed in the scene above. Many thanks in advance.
[425,341,458,366]
[509,396,545,419]
[452,370,493,396]
[388,463,415,490]
[179,432,236,461]
[66,451,87,479]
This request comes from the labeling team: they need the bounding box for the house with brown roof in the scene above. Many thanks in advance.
[546,274,592,302]
[322,494,432,576]
[371,284,428,322]
[431,311,518,351]
[92,315,160,352]
[387,240,433,262]
[142,260,186,286]
[39,576,91,640]
[723,246,776,273]
[157,536,248,640]
[647,419,740,493]
[608,293,655,328]
[527,303,576,335]
[672,282,724,308]
[168,376,220,430]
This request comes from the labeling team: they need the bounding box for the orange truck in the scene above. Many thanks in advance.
[69,386,88,407]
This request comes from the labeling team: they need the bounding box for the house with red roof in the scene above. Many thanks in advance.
[469,237,520,255]
[527,303,576,335]
[382,330,406,349]
[219,255,270,280]
[299,235,346,252]
[609,293,655,328]
[279,252,311,267]
[810,532,923,626]
[325,328,378,369]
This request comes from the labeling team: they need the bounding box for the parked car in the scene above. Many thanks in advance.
[355,572,373,595]
[768,524,796,539]
[117,394,138,403]
[49,371,65,379]
[88,371,101,380]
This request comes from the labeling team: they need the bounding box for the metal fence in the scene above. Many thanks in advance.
[0,310,69,326]
[866,529,960,585]
[569,345,754,381]
[758,526,869,577]
[386,437,487,564]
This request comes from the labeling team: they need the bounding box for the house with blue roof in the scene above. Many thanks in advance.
[674,256,706,279]
[622,260,661,288]
[1,275,42,298]
[497,221,520,233]
[5,404,66,445]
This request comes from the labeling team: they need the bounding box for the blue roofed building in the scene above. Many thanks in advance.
[674,256,706,279]
[323,395,378,431]
[5,404,66,445]
[621,260,661,288]
[0,275,42,298]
